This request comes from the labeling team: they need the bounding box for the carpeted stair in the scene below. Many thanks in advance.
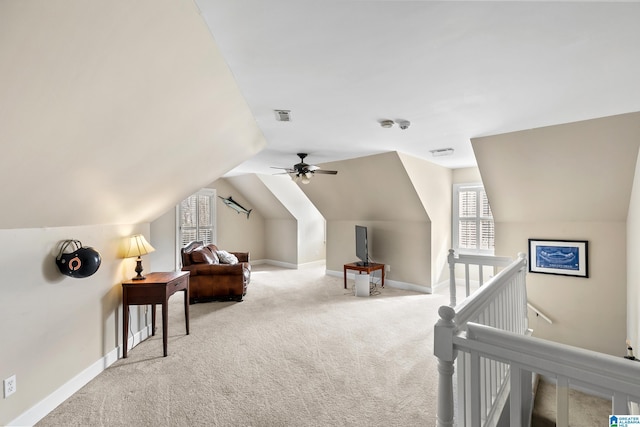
[531,376,612,426]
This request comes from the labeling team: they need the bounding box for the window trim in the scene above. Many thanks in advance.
[453,182,494,255]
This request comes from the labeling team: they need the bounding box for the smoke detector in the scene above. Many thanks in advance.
[274,110,292,122]
[397,120,410,130]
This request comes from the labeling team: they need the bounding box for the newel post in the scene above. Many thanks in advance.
[448,249,456,307]
[434,305,457,427]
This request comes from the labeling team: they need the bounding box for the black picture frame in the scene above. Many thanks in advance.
[528,239,589,278]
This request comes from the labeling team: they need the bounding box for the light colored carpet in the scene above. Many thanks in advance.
[37,265,449,427]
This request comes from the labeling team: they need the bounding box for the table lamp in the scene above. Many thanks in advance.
[125,234,156,280]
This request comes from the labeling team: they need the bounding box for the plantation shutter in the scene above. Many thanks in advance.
[479,190,494,250]
[178,189,216,248]
[458,190,477,250]
[454,184,494,254]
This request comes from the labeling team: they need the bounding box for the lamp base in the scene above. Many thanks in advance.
[132,257,146,281]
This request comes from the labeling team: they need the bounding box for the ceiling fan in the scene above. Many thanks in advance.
[272,153,338,184]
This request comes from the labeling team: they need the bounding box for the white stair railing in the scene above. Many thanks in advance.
[447,249,513,307]
[435,252,530,427]
[436,251,640,427]
[457,322,640,427]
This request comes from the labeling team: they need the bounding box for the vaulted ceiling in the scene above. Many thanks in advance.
[2,1,640,229]
[0,0,265,229]
[196,0,640,176]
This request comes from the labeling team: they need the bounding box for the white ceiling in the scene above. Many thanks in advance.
[195,1,640,176]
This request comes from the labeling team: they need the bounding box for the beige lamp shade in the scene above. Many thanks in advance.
[125,234,156,258]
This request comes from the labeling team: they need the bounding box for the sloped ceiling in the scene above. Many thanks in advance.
[472,112,640,223]
[298,152,428,222]
[195,0,640,176]
[225,174,315,220]
[0,0,265,229]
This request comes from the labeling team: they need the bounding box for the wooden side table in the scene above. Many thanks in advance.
[343,262,385,289]
[122,271,190,358]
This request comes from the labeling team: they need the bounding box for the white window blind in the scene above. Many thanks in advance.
[453,183,494,254]
[177,189,216,248]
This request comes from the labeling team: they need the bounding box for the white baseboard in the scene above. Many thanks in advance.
[326,269,431,294]
[8,325,152,427]
[251,259,326,269]
[431,279,449,293]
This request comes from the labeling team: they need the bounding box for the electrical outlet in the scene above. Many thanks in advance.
[4,375,16,398]
[385,265,391,273]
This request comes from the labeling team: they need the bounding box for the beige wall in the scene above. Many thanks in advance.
[327,220,431,286]
[297,218,326,265]
[497,221,626,355]
[474,113,640,224]
[0,0,265,230]
[473,113,640,355]
[252,175,326,265]
[150,209,179,271]
[0,224,150,425]
[211,180,265,257]
[303,152,451,291]
[627,149,640,356]
[265,219,298,265]
[399,153,452,286]
[453,167,482,184]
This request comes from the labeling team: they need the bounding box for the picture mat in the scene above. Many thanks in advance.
[528,239,588,277]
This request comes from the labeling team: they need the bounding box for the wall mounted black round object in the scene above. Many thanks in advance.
[55,240,102,278]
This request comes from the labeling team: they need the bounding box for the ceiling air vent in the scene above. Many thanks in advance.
[430,148,455,157]
[274,109,292,122]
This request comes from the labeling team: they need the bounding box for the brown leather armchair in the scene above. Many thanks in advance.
[180,241,250,304]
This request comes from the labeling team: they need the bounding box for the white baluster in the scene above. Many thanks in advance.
[613,392,629,415]
[448,249,456,307]
[470,351,481,427]
[556,376,569,427]
[510,364,523,427]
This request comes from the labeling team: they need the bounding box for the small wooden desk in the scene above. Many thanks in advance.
[122,271,190,358]
[343,262,385,289]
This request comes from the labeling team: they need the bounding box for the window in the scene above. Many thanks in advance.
[453,183,494,254]
[177,189,216,249]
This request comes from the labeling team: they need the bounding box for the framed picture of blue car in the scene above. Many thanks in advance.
[528,239,589,278]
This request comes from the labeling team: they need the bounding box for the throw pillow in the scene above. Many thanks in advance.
[205,245,220,264]
[190,248,217,264]
[216,250,238,265]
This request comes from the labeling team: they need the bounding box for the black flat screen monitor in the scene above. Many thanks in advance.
[355,225,369,266]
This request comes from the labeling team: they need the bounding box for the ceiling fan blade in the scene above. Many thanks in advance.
[270,166,295,172]
[270,154,337,179]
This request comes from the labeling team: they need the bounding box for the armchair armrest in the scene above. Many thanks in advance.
[231,252,250,263]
